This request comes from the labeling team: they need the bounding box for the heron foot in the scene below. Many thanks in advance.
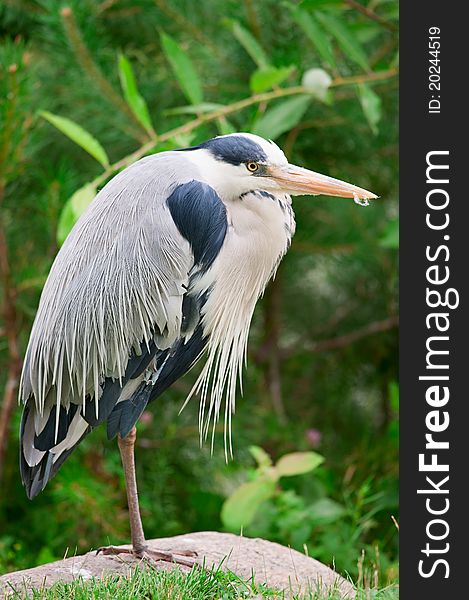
[139,548,199,569]
[96,545,198,568]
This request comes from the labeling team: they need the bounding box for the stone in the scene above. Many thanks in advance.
[0,531,355,598]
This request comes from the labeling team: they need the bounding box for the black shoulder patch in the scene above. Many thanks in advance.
[167,180,227,271]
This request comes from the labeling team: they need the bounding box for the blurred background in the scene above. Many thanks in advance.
[0,0,398,586]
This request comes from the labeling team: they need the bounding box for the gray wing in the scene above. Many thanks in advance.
[19,153,227,498]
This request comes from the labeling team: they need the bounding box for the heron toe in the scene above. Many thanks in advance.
[96,544,199,568]
[141,548,199,569]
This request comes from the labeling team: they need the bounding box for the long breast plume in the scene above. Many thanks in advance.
[183,195,294,458]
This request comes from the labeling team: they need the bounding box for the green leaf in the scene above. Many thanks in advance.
[252,95,312,140]
[357,83,382,134]
[250,66,294,93]
[221,479,276,530]
[275,451,324,477]
[389,380,399,412]
[160,33,203,105]
[117,53,154,135]
[302,68,332,101]
[57,202,76,247]
[57,184,96,245]
[316,12,370,71]
[287,5,337,70]
[227,20,269,68]
[249,445,273,469]
[40,112,109,168]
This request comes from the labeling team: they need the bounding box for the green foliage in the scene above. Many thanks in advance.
[286,5,337,70]
[253,95,312,139]
[40,112,109,168]
[221,447,324,530]
[315,13,370,71]
[222,478,277,531]
[0,0,398,589]
[250,65,295,93]
[276,451,324,476]
[227,20,270,68]
[219,442,398,579]
[160,32,204,105]
[357,84,382,135]
[117,54,155,136]
[380,219,399,249]
[57,183,96,245]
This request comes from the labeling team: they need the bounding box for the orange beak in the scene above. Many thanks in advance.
[270,164,378,200]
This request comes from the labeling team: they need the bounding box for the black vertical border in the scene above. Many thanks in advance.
[400,4,467,597]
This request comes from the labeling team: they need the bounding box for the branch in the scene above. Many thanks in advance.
[0,199,22,483]
[344,0,398,32]
[90,67,399,190]
[310,315,399,352]
[330,68,398,87]
[370,36,399,68]
[0,61,26,482]
[280,315,399,360]
[243,0,262,41]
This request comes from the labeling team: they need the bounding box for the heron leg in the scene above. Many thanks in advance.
[117,425,146,554]
[96,426,198,567]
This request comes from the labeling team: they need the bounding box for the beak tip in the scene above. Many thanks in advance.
[358,189,379,200]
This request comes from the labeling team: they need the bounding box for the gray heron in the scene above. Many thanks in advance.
[19,133,376,565]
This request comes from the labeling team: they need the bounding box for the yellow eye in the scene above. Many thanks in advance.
[246,162,259,172]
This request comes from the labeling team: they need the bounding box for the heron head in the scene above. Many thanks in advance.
[184,133,377,202]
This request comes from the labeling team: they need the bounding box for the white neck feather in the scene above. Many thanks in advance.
[185,190,295,455]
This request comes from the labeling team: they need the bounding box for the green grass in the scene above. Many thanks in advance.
[3,562,399,600]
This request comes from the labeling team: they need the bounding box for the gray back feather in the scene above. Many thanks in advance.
[20,153,200,419]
